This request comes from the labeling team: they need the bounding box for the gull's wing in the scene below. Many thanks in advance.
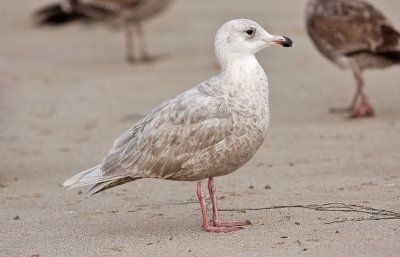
[35,0,173,25]
[99,79,240,181]
[306,0,400,59]
[83,0,173,18]
[83,0,142,10]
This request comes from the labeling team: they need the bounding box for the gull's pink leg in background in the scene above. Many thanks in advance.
[125,23,136,63]
[330,66,374,118]
[350,68,374,118]
[196,180,241,232]
[208,177,251,227]
[135,22,152,62]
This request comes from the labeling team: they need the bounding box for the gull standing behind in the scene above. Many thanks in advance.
[63,19,293,233]
[306,0,400,118]
[34,0,174,63]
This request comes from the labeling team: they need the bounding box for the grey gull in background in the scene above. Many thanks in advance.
[62,19,293,232]
[34,0,174,63]
[306,0,400,118]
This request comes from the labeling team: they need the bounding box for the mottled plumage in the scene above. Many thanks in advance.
[306,0,400,117]
[63,19,293,232]
[34,0,174,62]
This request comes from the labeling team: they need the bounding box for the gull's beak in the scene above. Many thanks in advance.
[263,34,293,47]
[276,36,293,47]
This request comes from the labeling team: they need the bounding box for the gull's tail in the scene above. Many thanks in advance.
[34,3,90,25]
[33,2,113,26]
[381,51,400,64]
[63,165,104,189]
[63,165,138,198]
[380,25,400,64]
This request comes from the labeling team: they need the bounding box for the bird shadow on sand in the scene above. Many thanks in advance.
[220,203,400,224]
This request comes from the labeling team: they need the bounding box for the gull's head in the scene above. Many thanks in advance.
[215,19,293,59]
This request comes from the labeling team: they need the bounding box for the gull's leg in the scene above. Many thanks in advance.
[329,66,374,118]
[196,180,241,233]
[136,22,154,62]
[329,67,362,113]
[125,23,136,63]
[349,68,374,118]
[329,87,360,113]
[208,177,251,227]
[351,96,374,118]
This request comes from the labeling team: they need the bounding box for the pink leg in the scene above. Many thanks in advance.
[330,66,374,118]
[329,89,360,113]
[136,22,154,62]
[330,67,362,113]
[349,68,374,118]
[208,177,251,227]
[196,180,241,232]
[125,23,136,63]
[350,96,374,118]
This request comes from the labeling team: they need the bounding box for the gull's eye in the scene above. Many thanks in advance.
[245,28,256,37]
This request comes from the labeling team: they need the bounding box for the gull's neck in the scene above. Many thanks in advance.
[218,54,264,81]
[215,52,269,130]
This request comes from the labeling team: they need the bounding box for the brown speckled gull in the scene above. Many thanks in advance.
[306,0,400,118]
[63,19,293,233]
[34,0,174,62]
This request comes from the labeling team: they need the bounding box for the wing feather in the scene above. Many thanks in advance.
[307,0,400,58]
[98,80,235,180]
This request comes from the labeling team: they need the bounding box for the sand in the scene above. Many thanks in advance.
[1,0,399,256]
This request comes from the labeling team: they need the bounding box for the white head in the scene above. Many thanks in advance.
[215,19,292,63]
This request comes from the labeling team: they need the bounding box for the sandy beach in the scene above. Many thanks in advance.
[1,0,399,256]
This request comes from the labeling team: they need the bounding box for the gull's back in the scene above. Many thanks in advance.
[35,0,174,25]
[306,0,400,70]
[77,0,174,22]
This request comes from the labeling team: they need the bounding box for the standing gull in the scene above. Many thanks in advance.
[34,0,174,63]
[63,19,293,232]
[306,0,400,118]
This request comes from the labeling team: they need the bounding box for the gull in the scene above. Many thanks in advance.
[34,0,174,63]
[63,19,293,232]
[306,0,400,118]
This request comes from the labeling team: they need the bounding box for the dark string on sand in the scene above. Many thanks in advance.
[219,202,400,224]
[134,201,399,224]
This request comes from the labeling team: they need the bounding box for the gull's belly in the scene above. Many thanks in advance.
[170,115,267,181]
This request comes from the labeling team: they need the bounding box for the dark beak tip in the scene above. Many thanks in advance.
[282,36,293,47]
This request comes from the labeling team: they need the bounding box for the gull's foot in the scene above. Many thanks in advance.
[126,56,138,64]
[213,219,252,227]
[126,55,163,64]
[350,99,374,118]
[329,106,353,113]
[203,224,242,233]
[139,55,158,63]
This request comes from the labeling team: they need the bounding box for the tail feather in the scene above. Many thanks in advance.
[62,164,120,189]
[346,50,400,64]
[380,51,400,63]
[34,3,90,25]
[83,180,115,198]
[83,177,139,198]
[63,165,139,198]
[34,2,115,26]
